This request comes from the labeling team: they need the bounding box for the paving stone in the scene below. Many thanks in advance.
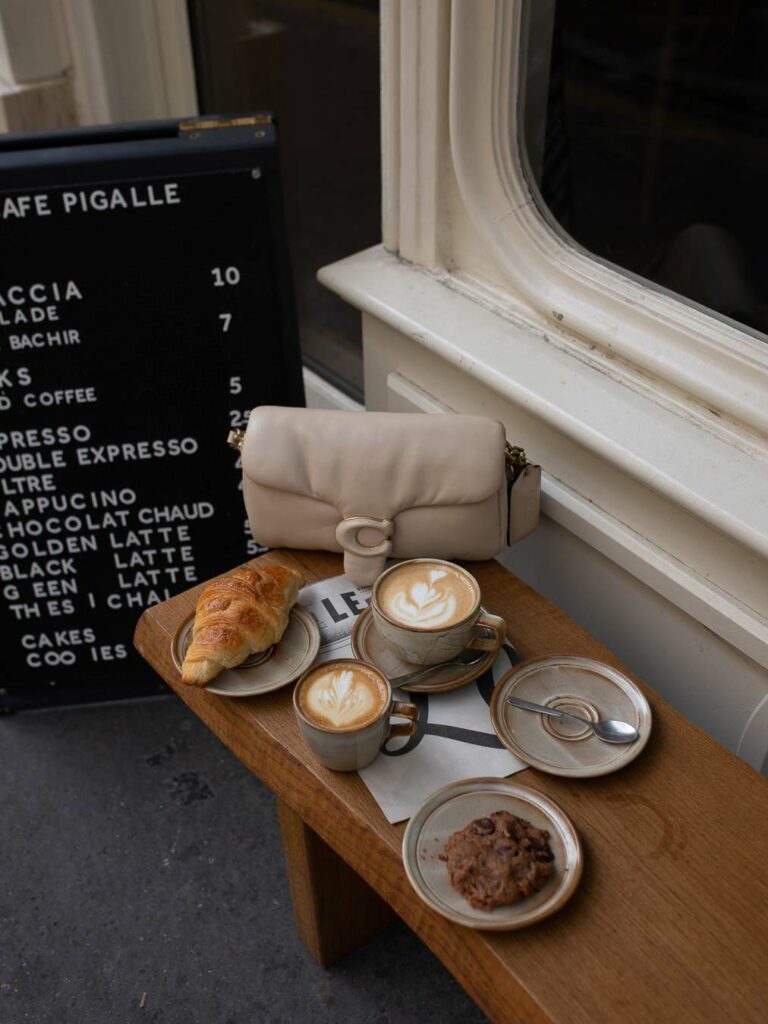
[0,696,487,1024]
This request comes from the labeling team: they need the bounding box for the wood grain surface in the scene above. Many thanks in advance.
[276,798,396,966]
[134,550,768,1024]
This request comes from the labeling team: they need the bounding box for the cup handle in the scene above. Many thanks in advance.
[386,700,419,740]
[467,611,507,652]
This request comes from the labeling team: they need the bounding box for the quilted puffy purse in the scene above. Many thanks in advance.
[228,406,540,586]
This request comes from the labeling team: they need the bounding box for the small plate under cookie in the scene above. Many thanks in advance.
[402,777,582,931]
[172,604,321,697]
[351,606,497,692]
[490,655,652,777]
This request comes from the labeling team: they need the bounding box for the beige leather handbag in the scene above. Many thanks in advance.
[229,406,540,586]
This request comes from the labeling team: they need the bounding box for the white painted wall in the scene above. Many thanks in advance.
[501,518,768,766]
[323,0,768,778]
[352,307,768,775]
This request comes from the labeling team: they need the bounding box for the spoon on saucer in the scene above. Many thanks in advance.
[506,695,640,744]
[391,650,486,687]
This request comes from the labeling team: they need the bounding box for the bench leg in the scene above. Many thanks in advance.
[276,798,396,966]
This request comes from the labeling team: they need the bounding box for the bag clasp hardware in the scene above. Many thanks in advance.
[505,442,529,482]
[335,516,394,559]
[227,428,246,452]
[336,517,394,587]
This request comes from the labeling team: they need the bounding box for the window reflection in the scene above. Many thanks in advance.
[523,1,768,339]
[188,0,381,398]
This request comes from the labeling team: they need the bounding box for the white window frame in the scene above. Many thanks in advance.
[320,0,768,677]
[448,0,768,437]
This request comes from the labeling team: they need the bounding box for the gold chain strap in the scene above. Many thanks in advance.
[505,442,529,478]
[227,428,246,452]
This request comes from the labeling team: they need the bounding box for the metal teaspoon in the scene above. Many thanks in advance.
[390,650,486,687]
[506,695,640,744]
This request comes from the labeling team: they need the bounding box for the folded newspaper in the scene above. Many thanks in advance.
[299,573,527,824]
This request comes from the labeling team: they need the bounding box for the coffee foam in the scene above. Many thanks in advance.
[377,562,476,629]
[300,662,387,730]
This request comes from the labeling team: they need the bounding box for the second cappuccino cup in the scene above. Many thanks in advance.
[293,659,418,772]
[371,558,506,666]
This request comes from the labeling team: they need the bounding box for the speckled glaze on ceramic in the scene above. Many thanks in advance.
[351,607,497,692]
[172,604,320,697]
[293,659,418,772]
[371,559,506,666]
[402,777,582,930]
[490,655,652,777]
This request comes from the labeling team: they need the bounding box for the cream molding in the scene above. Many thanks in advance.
[319,245,768,670]
[449,0,768,438]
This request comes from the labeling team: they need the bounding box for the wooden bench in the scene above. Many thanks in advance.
[134,549,768,1024]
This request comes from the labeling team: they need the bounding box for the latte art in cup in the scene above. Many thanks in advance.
[298,661,388,730]
[294,658,418,771]
[377,562,477,629]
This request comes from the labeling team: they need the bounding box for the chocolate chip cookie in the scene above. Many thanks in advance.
[439,810,555,911]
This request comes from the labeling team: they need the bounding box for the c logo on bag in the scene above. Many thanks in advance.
[335,516,394,559]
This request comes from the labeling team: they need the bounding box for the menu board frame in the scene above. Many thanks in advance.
[0,115,304,711]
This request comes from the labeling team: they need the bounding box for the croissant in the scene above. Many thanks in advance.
[181,564,303,686]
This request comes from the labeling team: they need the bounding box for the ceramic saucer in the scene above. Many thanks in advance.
[402,777,583,930]
[490,655,652,777]
[172,604,321,697]
[351,606,497,692]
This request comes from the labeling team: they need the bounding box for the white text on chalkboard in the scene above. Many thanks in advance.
[0,183,181,220]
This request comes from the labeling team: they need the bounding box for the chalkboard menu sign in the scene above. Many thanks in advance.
[0,116,304,710]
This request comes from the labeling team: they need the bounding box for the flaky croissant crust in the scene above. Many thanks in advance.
[180,564,303,686]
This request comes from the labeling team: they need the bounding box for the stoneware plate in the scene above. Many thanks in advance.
[402,777,582,930]
[490,655,652,777]
[172,604,321,697]
[351,606,497,692]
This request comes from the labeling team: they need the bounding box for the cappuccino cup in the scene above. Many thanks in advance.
[293,659,418,772]
[371,558,506,666]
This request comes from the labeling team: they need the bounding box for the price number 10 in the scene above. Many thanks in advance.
[211,266,241,287]
[211,265,240,333]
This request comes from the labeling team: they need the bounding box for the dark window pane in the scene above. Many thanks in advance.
[522,1,768,339]
[188,0,381,398]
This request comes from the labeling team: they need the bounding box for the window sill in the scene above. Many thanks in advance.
[319,244,768,670]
